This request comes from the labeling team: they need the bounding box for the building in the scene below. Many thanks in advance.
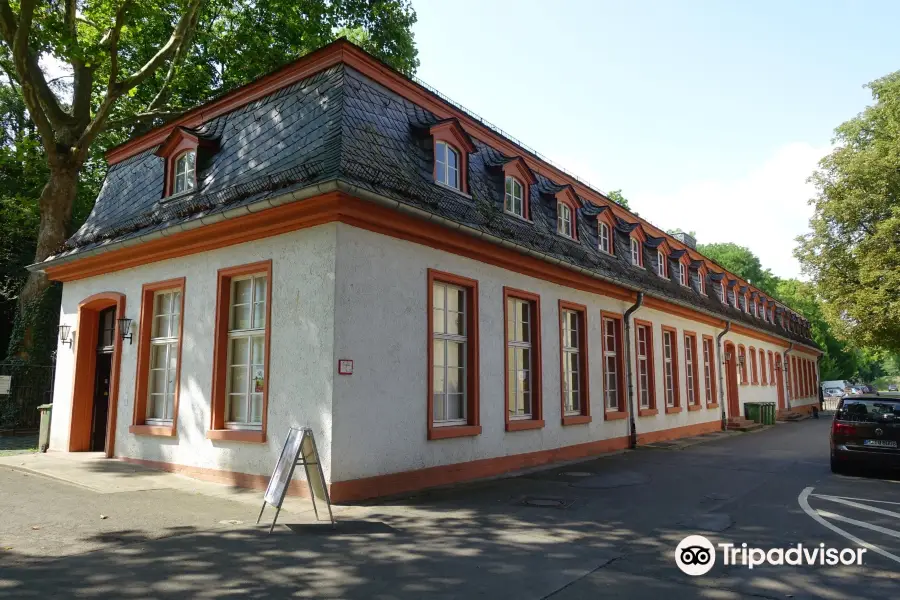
[37,41,821,503]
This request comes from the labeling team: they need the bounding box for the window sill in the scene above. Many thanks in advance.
[604,410,628,421]
[562,414,592,426]
[687,404,703,412]
[665,406,683,414]
[504,211,533,224]
[428,425,481,440]
[506,419,545,432]
[129,424,176,437]
[638,408,658,417]
[707,403,719,409]
[434,181,472,199]
[207,429,266,443]
[160,189,196,204]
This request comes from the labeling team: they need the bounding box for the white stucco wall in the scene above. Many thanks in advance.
[50,224,338,481]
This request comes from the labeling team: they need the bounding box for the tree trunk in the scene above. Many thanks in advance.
[18,161,79,309]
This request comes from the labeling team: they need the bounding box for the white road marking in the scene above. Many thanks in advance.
[813,495,900,520]
[811,494,900,507]
[816,510,900,540]
[798,487,900,566]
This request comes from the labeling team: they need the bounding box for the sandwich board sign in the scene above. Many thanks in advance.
[257,427,334,533]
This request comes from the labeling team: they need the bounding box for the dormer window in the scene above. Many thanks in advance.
[504,176,524,218]
[718,282,725,302]
[557,202,573,238]
[698,272,706,295]
[657,250,667,278]
[435,141,460,189]
[630,237,642,266]
[173,151,196,195]
[598,222,611,254]
[678,263,688,286]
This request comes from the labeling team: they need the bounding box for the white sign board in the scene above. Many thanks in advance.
[0,375,10,396]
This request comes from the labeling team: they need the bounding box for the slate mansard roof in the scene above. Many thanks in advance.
[47,41,816,347]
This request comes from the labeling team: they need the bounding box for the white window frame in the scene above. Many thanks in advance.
[684,334,696,406]
[603,317,619,411]
[699,273,706,295]
[598,222,611,254]
[703,338,714,405]
[679,262,688,286]
[504,176,525,218]
[717,282,725,303]
[631,237,641,266]
[173,150,196,195]
[146,288,181,424]
[562,309,582,415]
[637,324,651,409]
[432,281,467,426]
[507,297,533,420]
[435,141,460,190]
[663,330,675,407]
[557,202,573,238]
[657,250,667,278]
[225,273,267,430]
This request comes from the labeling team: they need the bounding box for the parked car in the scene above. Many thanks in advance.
[831,394,900,474]
[889,384,899,392]
[823,387,845,398]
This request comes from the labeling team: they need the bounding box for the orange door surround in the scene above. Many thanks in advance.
[724,342,740,419]
[68,292,126,457]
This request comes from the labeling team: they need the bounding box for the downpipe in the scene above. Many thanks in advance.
[624,292,644,449]
[716,321,731,430]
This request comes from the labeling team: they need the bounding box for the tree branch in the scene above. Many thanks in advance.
[147,3,201,112]
[104,109,185,132]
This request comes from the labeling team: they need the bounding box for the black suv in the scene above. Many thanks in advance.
[831,394,900,474]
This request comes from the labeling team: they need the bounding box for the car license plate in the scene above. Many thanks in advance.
[863,439,898,448]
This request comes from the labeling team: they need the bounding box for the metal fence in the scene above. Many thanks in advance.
[0,362,55,432]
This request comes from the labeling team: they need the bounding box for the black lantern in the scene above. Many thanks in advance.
[117,317,134,344]
[58,324,73,348]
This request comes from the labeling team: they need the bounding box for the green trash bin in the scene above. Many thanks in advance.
[766,402,777,425]
[744,402,761,423]
[37,404,52,453]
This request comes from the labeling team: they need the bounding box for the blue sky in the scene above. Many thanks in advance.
[410,0,900,279]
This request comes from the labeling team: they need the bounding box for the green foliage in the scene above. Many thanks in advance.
[797,71,900,351]
[606,189,630,210]
[697,242,780,296]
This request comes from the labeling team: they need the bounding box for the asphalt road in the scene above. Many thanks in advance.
[2,417,899,599]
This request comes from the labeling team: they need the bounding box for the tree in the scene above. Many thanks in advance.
[796,71,900,351]
[696,242,780,296]
[606,189,630,210]
[0,0,418,359]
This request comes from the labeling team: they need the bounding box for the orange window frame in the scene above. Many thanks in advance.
[209,260,273,444]
[503,287,543,431]
[601,310,627,420]
[427,269,481,440]
[634,318,657,416]
[684,331,701,410]
[702,334,718,408]
[749,346,759,385]
[738,344,748,385]
[768,350,776,386]
[130,277,186,437]
[759,348,767,385]
[560,300,591,426]
[661,325,681,413]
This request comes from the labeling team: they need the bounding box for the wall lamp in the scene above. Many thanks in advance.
[58,324,74,348]
[737,355,746,368]
[117,317,134,345]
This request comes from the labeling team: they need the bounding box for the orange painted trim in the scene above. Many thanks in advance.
[749,346,759,385]
[558,300,590,423]
[633,318,656,412]
[759,348,768,386]
[562,415,592,426]
[604,410,628,421]
[501,159,536,221]
[69,292,126,457]
[683,330,700,407]
[600,310,626,415]
[737,344,748,385]
[427,269,480,440]
[209,260,272,442]
[707,403,719,409]
[635,419,722,446]
[643,296,722,328]
[687,404,702,412]
[638,408,658,417]
[132,277,186,434]
[702,334,718,408]
[329,435,631,503]
[661,325,681,409]
[503,287,543,431]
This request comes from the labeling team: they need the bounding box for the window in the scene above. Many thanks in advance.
[173,151,196,195]
[598,221,611,254]
[698,272,706,295]
[131,278,186,437]
[657,250,667,278]
[738,345,748,385]
[602,312,625,417]
[718,282,725,303]
[759,349,767,385]
[504,176,525,218]
[769,350,776,386]
[560,302,590,424]
[662,327,680,411]
[678,262,688,286]
[752,300,758,318]
[702,336,717,407]
[684,333,699,408]
[749,347,758,384]
[504,289,543,430]
[635,320,656,414]
[210,261,271,443]
[558,202,573,238]
[631,237,642,266]
[427,270,480,439]
[435,141,460,189]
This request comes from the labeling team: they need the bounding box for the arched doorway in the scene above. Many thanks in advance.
[69,292,126,457]
[774,354,785,410]
[723,341,739,419]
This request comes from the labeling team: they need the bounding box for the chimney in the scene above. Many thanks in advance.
[672,231,696,249]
